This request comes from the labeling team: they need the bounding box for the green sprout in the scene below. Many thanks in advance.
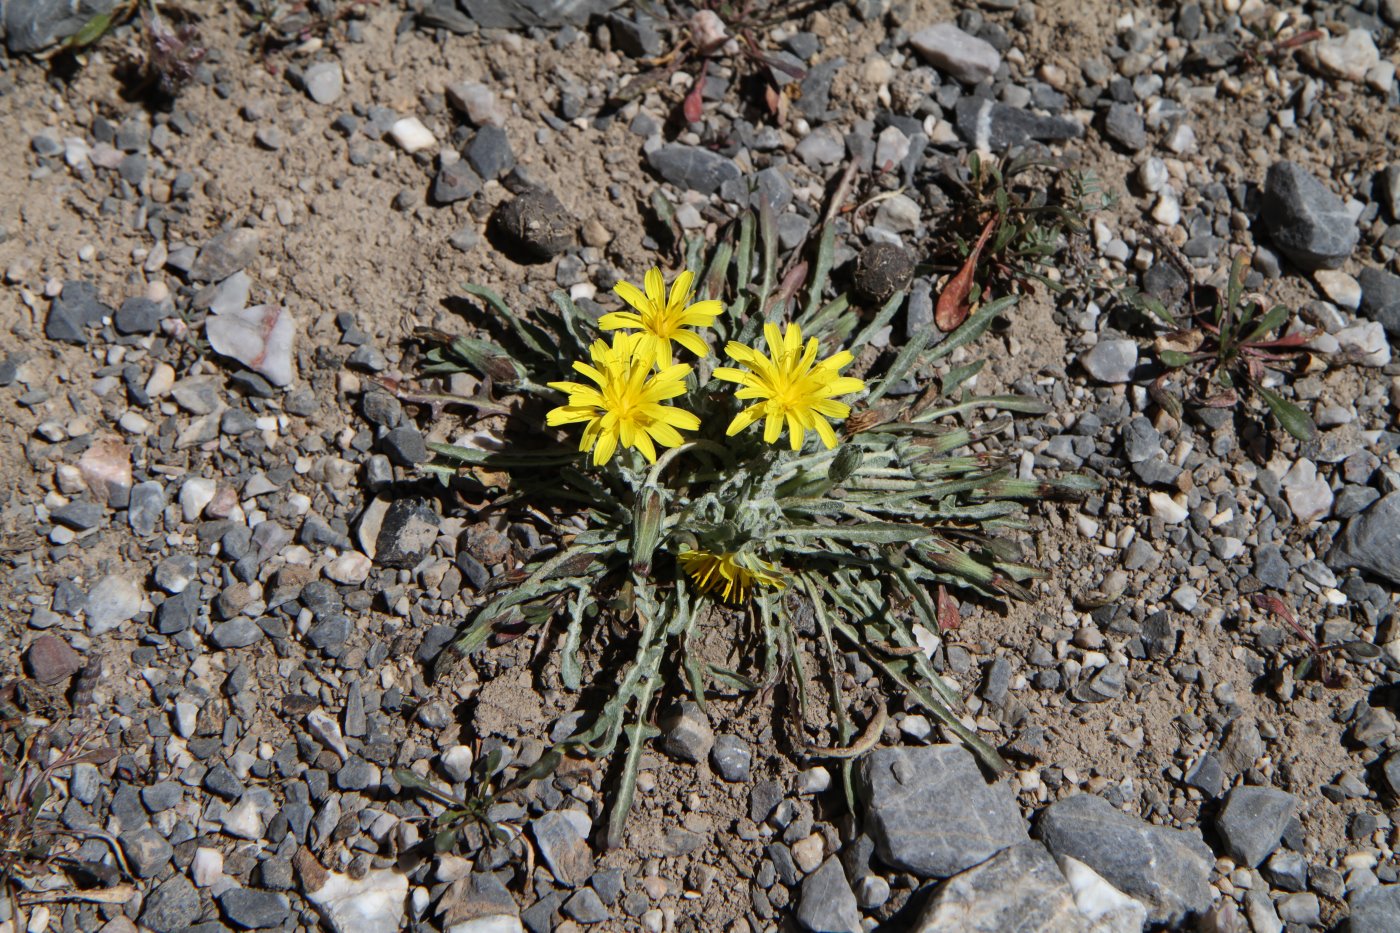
[1135,252,1318,443]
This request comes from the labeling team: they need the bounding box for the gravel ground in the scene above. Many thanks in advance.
[1,0,1399,931]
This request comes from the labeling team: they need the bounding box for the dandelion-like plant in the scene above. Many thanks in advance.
[412,193,1096,849]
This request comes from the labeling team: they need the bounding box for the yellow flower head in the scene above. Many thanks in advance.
[547,332,700,466]
[678,549,787,603]
[713,323,865,451]
[600,267,723,370]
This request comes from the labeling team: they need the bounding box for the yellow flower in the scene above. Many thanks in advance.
[713,322,865,450]
[677,549,787,603]
[547,333,700,465]
[600,267,723,369]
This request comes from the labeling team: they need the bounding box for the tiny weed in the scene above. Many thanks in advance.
[1134,252,1318,443]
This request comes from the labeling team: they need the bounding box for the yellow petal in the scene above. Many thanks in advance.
[671,329,710,359]
[613,281,651,317]
[597,312,643,331]
[644,268,666,309]
[813,416,838,449]
[763,412,782,444]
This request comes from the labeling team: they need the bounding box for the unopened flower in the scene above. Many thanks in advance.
[601,267,722,370]
[546,333,699,465]
[678,549,786,603]
[714,323,865,450]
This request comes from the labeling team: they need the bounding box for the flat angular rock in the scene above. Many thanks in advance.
[647,144,741,194]
[46,280,111,344]
[1358,266,1400,337]
[189,228,261,283]
[4,0,122,53]
[141,875,202,933]
[439,871,520,929]
[206,304,296,387]
[297,850,408,933]
[302,61,344,104]
[1080,339,1139,383]
[797,856,861,933]
[1036,794,1213,925]
[220,888,291,929]
[859,745,1028,879]
[459,0,623,28]
[433,160,483,204]
[908,23,1001,84]
[954,98,1082,151]
[24,634,83,684]
[1260,161,1358,271]
[1352,884,1400,933]
[913,843,1088,933]
[1329,491,1400,584]
[1216,785,1297,867]
[375,497,440,567]
[85,574,143,634]
[532,811,594,887]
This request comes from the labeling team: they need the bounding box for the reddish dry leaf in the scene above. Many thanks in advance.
[936,584,960,632]
[935,215,997,332]
[684,63,707,123]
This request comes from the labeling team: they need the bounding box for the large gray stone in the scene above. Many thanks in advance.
[1036,794,1213,925]
[532,811,593,887]
[913,843,1088,933]
[1352,884,1400,933]
[908,23,1001,84]
[859,745,1028,879]
[647,144,741,195]
[796,856,861,933]
[1358,266,1400,338]
[1329,491,1400,584]
[1260,161,1358,270]
[459,0,623,27]
[954,98,1083,151]
[4,0,120,52]
[1216,785,1296,867]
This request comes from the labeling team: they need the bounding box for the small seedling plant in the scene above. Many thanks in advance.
[409,195,1094,847]
[1138,252,1318,442]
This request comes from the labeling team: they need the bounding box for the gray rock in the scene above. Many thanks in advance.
[128,481,165,536]
[141,781,183,812]
[439,871,520,928]
[85,574,143,635]
[661,702,713,763]
[796,856,861,933]
[120,826,173,878]
[1352,884,1400,933]
[1260,162,1358,271]
[1103,103,1147,151]
[1329,491,1400,584]
[1036,794,1213,924]
[1358,266,1400,338]
[458,0,623,28]
[433,160,483,204]
[210,617,264,650]
[189,228,262,283]
[860,745,1028,878]
[913,842,1088,933]
[710,734,752,782]
[647,144,741,195]
[115,297,162,335]
[141,875,202,933]
[302,61,343,105]
[954,98,1082,151]
[466,126,515,180]
[1216,785,1296,867]
[46,280,111,344]
[375,497,440,567]
[1264,851,1308,892]
[908,23,1001,84]
[564,887,608,924]
[1080,339,1139,383]
[382,425,428,466]
[532,811,593,887]
[4,0,121,53]
[1276,892,1320,925]
[219,888,291,929]
[51,500,104,530]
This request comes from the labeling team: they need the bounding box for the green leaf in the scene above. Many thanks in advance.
[1158,350,1194,368]
[63,9,118,49]
[461,283,555,362]
[1256,385,1317,442]
[1244,304,1289,343]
